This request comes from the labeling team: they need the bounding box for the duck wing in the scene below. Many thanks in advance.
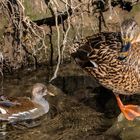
[71,32,122,69]
[0,101,21,107]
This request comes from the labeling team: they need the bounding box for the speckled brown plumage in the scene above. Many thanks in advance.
[71,32,140,96]
[71,19,140,120]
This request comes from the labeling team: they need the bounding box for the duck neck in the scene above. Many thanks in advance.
[127,45,139,63]
[33,97,49,113]
[126,44,140,75]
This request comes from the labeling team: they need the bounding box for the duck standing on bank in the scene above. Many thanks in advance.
[0,83,54,123]
[71,18,140,121]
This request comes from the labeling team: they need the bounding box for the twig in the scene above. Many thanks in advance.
[49,6,61,82]
[61,0,71,62]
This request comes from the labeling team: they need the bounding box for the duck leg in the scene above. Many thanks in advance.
[115,94,140,120]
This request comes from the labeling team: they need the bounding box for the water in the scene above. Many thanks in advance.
[0,62,140,140]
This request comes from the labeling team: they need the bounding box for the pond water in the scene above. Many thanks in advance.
[0,62,140,140]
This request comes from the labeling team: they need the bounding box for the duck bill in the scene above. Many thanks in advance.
[46,90,55,96]
[48,92,55,96]
[122,40,131,52]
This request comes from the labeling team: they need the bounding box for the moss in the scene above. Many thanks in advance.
[132,4,140,12]
[23,0,48,20]
[130,4,140,15]
[0,17,8,42]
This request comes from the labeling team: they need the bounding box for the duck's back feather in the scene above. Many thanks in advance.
[0,97,46,122]
[0,97,41,115]
[71,32,122,68]
[71,32,140,95]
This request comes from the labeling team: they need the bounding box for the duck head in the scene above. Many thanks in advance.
[32,83,54,100]
[121,18,140,45]
[119,18,140,60]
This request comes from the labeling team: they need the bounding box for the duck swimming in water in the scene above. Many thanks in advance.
[0,83,54,123]
[71,18,140,120]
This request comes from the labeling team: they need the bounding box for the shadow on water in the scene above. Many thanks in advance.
[0,62,140,140]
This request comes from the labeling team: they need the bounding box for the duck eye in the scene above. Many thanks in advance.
[39,88,45,94]
[42,88,45,92]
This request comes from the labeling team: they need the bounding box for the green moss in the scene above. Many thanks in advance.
[23,0,48,20]
[0,17,8,41]
[131,4,140,15]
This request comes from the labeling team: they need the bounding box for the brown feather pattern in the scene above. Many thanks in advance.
[0,97,40,115]
[71,32,140,95]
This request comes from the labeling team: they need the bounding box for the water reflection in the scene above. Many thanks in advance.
[0,63,138,140]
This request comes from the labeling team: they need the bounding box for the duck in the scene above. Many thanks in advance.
[71,18,140,121]
[0,83,54,122]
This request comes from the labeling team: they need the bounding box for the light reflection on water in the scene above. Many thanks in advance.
[0,63,117,140]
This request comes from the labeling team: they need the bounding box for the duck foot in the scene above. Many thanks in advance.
[115,95,140,120]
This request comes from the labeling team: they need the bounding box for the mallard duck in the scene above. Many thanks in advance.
[71,18,140,120]
[0,83,54,122]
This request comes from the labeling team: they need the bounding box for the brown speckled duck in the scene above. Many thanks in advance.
[0,83,54,122]
[71,18,140,120]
